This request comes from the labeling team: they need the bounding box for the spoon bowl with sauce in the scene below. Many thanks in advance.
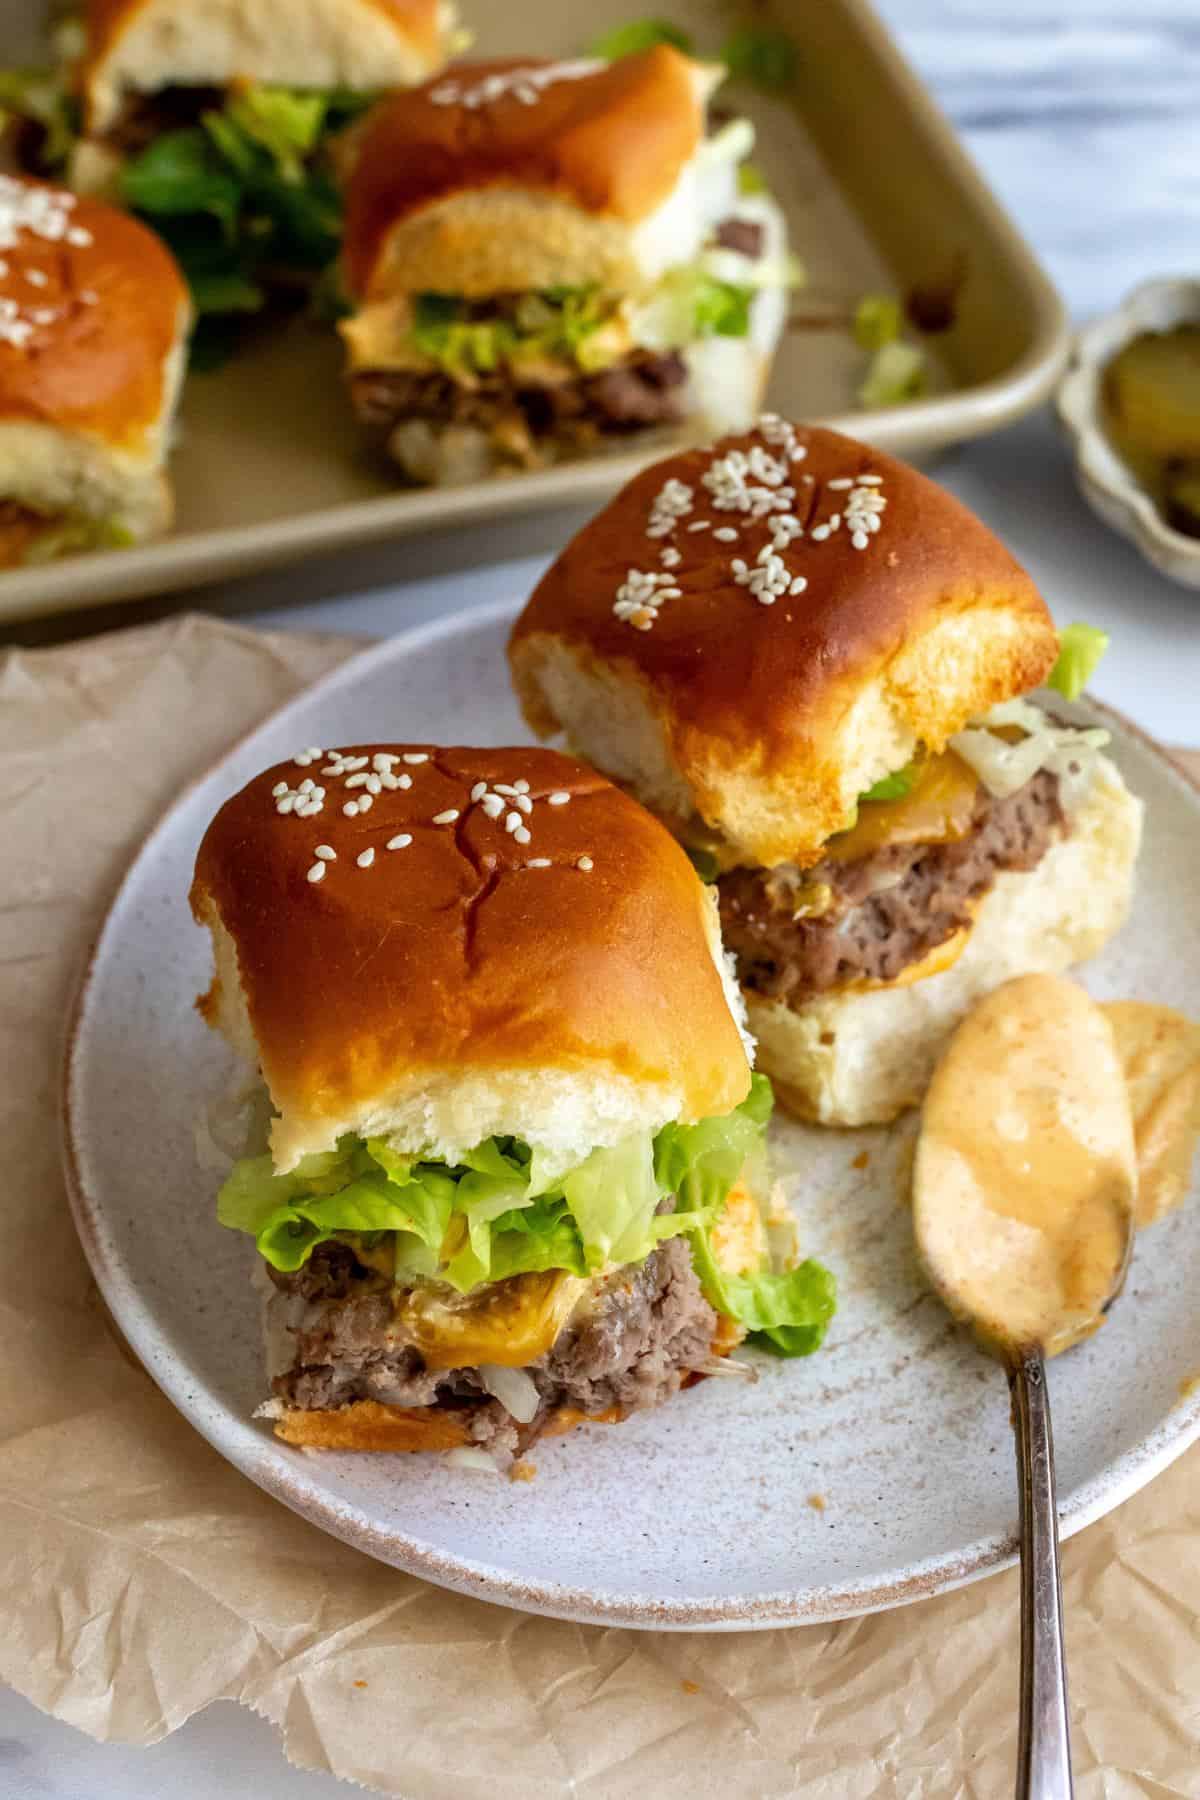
[914,973,1138,1800]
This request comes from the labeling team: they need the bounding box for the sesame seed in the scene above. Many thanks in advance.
[810,524,831,542]
[514,793,533,814]
[470,782,487,802]
[276,796,295,814]
[660,546,681,568]
[827,477,853,490]
[314,845,336,860]
[397,773,412,789]
[526,858,552,868]
[514,826,531,845]
[299,778,314,793]
[493,784,518,796]
[714,527,739,542]
[343,801,359,817]
[433,809,460,825]
[345,773,370,788]
[829,513,841,530]
[505,812,522,833]
[858,474,884,485]
[687,520,711,532]
[790,575,809,594]
[513,780,531,794]
[548,791,571,806]
[403,752,429,764]
[372,752,400,769]
[80,289,97,305]
[357,793,374,812]
[481,794,505,819]
[343,755,369,771]
[272,781,288,797]
[387,834,413,850]
[306,862,326,884]
[357,848,375,869]
[66,226,92,247]
[365,774,382,794]
[379,772,400,789]
[24,267,47,287]
[852,530,869,550]
[576,856,594,872]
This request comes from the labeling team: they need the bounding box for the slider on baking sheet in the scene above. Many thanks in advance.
[191,745,834,1461]
[0,173,189,566]
[1,0,461,350]
[508,418,1144,1126]
[337,49,795,484]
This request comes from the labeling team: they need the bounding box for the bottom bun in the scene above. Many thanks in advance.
[747,755,1144,1127]
[262,1396,629,1453]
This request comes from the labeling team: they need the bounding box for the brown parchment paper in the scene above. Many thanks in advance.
[2,610,1198,1799]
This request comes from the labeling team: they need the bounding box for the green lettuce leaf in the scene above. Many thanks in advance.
[561,1133,666,1270]
[224,87,329,182]
[720,26,798,91]
[859,761,918,803]
[121,127,243,228]
[1046,622,1109,701]
[0,67,79,168]
[689,1224,836,1357]
[654,1073,771,1215]
[590,18,694,58]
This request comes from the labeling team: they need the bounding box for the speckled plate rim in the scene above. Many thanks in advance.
[60,599,1200,1631]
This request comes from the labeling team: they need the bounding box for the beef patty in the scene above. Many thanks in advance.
[352,347,688,454]
[266,1236,718,1455]
[718,769,1065,1005]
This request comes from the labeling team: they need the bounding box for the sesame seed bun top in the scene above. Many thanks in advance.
[341,49,710,301]
[508,421,1060,871]
[81,0,453,134]
[191,744,752,1174]
[0,176,189,449]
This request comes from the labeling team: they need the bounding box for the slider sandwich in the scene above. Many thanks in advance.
[509,420,1143,1126]
[2,0,461,352]
[338,48,795,483]
[192,745,834,1459]
[0,173,189,565]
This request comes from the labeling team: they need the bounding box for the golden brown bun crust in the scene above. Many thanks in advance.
[0,179,188,447]
[83,0,446,87]
[510,423,1059,868]
[270,1397,631,1450]
[191,744,749,1135]
[342,49,703,298]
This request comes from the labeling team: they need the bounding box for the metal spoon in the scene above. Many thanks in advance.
[912,974,1137,1800]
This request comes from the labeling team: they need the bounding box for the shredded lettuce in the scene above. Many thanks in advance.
[590,18,694,58]
[19,515,135,564]
[216,1074,833,1355]
[859,762,919,803]
[737,161,768,196]
[1045,622,1109,701]
[685,845,721,883]
[408,286,626,378]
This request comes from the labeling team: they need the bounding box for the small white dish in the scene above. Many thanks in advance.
[1056,277,1200,588]
[62,604,1200,1629]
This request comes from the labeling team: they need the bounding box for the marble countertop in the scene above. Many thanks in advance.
[7,1,1199,1794]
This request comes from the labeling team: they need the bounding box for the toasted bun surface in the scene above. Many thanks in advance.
[83,0,452,133]
[0,177,189,449]
[509,421,1060,870]
[342,50,709,300]
[748,756,1143,1125]
[192,744,751,1173]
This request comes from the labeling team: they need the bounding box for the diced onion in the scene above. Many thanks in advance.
[446,1447,503,1476]
[950,698,1110,808]
[694,1357,759,1382]
[478,1364,541,1424]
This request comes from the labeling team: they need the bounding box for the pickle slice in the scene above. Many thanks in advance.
[1164,459,1200,539]
[1104,326,1200,462]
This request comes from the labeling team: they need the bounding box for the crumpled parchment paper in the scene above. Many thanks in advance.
[1,611,1198,1799]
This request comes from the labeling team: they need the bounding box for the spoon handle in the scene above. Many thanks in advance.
[1011,1354,1075,1800]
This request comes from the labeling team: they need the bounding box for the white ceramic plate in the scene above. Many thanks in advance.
[63,603,1200,1630]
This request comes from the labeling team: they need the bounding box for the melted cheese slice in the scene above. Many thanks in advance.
[709,1180,767,1276]
[396,1269,589,1370]
[828,750,979,864]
